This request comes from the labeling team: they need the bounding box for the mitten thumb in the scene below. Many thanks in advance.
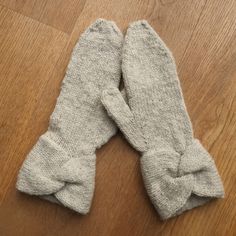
[101,87,146,152]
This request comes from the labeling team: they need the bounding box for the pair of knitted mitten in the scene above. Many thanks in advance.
[17,19,224,219]
[16,19,123,214]
[101,21,224,219]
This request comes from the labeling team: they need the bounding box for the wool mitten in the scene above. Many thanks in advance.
[101,20,224,219]
[16,19,123,214]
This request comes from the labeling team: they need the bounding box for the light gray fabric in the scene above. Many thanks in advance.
[16,19,123,214]
[101,20,224,219]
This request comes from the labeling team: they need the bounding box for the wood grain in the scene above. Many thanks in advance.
[0,0,86,33]
[0,0,235,235]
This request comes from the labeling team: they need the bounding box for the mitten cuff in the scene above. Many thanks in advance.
[16,132,95,214]
[141,139,224,220]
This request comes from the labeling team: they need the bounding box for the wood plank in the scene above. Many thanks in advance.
[172,0,236,234]
[0,0,86,33]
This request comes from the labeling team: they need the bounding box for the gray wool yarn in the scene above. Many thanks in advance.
[16,19,123,214]
[101,20,224,219]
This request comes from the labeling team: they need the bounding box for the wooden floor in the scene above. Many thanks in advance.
[0,0,235,235]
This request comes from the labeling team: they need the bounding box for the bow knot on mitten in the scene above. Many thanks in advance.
[140,139,224,219]
[101,20,224,219]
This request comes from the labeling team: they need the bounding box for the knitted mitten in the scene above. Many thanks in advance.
[101,20,224,219]
[16,19,123,214]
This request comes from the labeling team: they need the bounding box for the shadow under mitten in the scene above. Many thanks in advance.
[101,20,224,220]
[16,19,123,214]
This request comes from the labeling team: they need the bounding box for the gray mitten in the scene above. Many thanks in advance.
[101,20,224,219]
[16,19,123,214]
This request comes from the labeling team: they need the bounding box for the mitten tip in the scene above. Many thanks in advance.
[87,18,123,37]
[129,20,149,28]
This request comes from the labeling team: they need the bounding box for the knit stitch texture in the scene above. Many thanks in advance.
[16,19,123,214]
[101,20,224,219]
